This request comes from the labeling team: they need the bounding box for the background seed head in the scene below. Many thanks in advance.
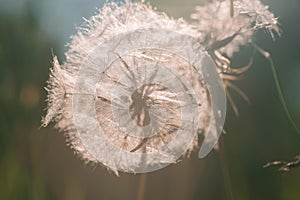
[191,0,280,57]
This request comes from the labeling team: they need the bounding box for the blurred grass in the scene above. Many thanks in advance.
[0,0,300,200]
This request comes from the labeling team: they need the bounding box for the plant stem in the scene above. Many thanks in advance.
[136,145,148,200]
[136,174,147,200]
[230,0,234,17]
[219,137,235,200]
[253,43,300,137]
[269,57,300,136]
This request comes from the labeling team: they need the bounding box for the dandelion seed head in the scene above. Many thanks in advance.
[191,0,280,57]
[42,1,226,174]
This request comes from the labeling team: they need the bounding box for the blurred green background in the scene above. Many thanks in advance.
[0,0,300,199]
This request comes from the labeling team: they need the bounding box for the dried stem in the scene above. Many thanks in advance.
[230,0,234,17]
[136,174,147,200]
[263,156,300,172]
[136,145,148,200]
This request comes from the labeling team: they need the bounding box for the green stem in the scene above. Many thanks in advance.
[269,58,300,136]
[219,138,235,200]
[253,44,300,137]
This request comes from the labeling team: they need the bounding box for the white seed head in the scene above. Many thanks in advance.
[191,0,281,56]
[42,1,227,174]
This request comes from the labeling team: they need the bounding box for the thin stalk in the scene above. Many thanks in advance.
[219,138,235,200]
[136,174,147,200]
[136,145,148,200]
[253,44,300,137]
[230,0,234,17]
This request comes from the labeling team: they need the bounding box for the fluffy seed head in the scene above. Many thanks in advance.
[191,0,280,56]
[42,1,217,174]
